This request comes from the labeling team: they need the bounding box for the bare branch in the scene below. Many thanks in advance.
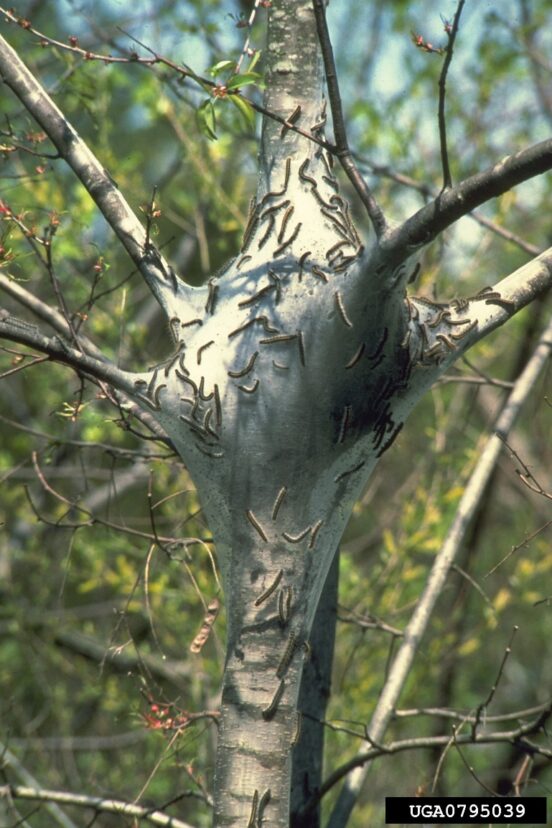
[6,732,146,753]
[382,137,552,253]
[235,0,265,74]
[485,516,552,578]
[337,606,403,638]
[357,152,542,256]
[311,0,388,237]
[438,1,466,190]
[0,273,106,360]
[0,412,172,458]
[326,313,552,828]
[25,452,210,553]
[394,700,552,724]
[53,629,195,687]
[471,626,519,738]
[0,276,174,443]
[311,707,552,811]
[500,435,552,502]
[0,309,140,394]
[452,731,501,796]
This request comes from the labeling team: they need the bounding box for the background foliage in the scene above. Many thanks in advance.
[1,1,551,825]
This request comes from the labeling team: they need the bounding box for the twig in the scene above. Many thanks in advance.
[26,453,209,548]
[311,0,388,237]
[52,628,195,686]
[438,373,514,390]
[234,0,264,73]
[0,310,138,394]
[0,273,110,362]
[247,96,334,152]
[0,6,336,159]
[452,730,500,796]
[0,353,48,379]
[484,517,552,578]
[325,313,552,828]
[438,2,466,190]
[498,435,552,502]
[462,354,515,389]
[0,308,173,450]
[513,753,533,796]
[0,412,173,458]
[471,626,519,737]
[450,563,494,611]
[394,700,552,723]
[337,607,403,638]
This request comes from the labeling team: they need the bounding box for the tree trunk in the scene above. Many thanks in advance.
[94,3,464,822]
[3,3,552,825]
[131,3,404,822]
[291,550,339,828]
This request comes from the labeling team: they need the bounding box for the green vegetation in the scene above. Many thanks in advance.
[1,2,550,825]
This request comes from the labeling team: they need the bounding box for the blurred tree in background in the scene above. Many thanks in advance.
[0,1,551,826]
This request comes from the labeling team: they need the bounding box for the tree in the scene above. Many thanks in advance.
[1,1,551,827]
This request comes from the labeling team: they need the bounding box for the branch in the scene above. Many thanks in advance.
[7,732,146,753]
[311,0,388,237]
[0,277,172,443]
[402,247,552,384]
[382,136,552,253]
[0,309,138,394]
[25,451,209,551]
[394,700,552,724]
[0,30,190,317]
[0,274,107,360]
[1,6,339,160]
[0,412,172,459]
[471,626,519,739]
[53,629,194,687]
[0,783,198,828]
[357,152,542,256]
[326,312,552,827]
[458,246,552,351]
[438,1,466,190]
[317,716,552,804]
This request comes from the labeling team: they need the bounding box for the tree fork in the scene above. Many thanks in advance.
[3,3,552,826]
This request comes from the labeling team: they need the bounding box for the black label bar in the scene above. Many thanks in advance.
[385,796,547,824]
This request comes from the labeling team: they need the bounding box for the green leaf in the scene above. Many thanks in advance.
[226,71,263,91]
[209,59,235,77]
[196,98,217,140]
[248,50,262,72]
[228,94,255,130]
